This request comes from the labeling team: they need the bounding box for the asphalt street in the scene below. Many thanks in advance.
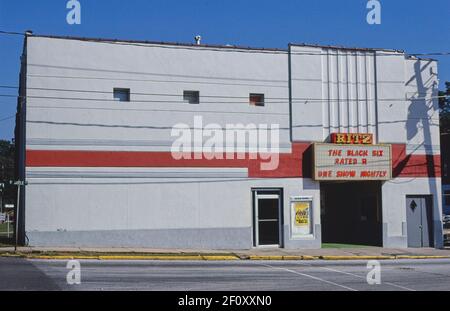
[0,257,449,291]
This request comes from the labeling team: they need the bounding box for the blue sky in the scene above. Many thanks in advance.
[0,0,449,140]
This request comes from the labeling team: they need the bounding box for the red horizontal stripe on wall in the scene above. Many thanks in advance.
[392,144,441,178]
[26,143,311,178]
[27,150,247,168]
[26,143,440,178]
[248,143,310,178]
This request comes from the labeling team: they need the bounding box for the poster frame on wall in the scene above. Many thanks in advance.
[290,196,314,239]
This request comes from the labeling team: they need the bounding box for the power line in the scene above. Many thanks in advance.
[0,87,446,104]
[24,61,442,86]
[2,85,274,99]
[20,60,442,90]
[29,107,289,116]
[0,93,293,104]
[25,117,438,129]
[0,30,25,36]
[27,73,289,89]
[410,52,450,56]
[16,59,443,96]
[0,93,445,105]
[25,71,443,92]
[0,115,15,122]
[27,63,289,84]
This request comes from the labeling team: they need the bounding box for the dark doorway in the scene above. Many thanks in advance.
[406,196,433,248]
[253,189,282,246]
[321,181,382,246]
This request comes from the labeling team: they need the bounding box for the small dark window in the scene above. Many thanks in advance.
[114,88,130,102]
[249,93,265,106]
[183,91,200,104]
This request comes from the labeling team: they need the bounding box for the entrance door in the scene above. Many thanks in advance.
[406,196,433,248]
[253,191,281,246]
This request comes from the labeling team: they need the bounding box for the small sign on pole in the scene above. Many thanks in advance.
[7,214,11,238]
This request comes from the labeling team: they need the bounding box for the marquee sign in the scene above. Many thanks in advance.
[313,143,392,181]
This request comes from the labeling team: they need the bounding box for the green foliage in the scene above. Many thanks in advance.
[0,140,15,181]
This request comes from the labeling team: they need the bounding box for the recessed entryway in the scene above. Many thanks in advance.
[320,181,382,246]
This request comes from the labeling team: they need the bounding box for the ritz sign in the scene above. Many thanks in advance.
[313,133,392,181]
[331,133,373,145]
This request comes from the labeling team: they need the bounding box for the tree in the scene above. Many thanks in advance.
[0,140,15,181]
[439,81,450,134]
[0,140,15,225]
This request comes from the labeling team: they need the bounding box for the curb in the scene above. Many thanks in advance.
[1,253,449,261]
[394,255,450,260]
[30,255,99,260]
[249,255,311,260]
[319,255,395,260]
[19,254,240,261]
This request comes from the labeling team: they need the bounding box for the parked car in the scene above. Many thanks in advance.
[444,215,450,246]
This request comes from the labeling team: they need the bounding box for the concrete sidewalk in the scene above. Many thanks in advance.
[1,245,449,260]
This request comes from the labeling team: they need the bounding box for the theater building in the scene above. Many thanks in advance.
[15,33,444,249]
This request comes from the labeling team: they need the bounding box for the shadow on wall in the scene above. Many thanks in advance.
[405,60,438,142]
[404,58,442,247]
[394,60,439,177]
[405,59,439,165]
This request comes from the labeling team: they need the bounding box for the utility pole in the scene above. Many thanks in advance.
[0,183,3,214]
[1,164,4,214]
[11,180,27,252]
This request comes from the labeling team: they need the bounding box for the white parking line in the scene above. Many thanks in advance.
[258,263,358,291]
[316,265,416,291]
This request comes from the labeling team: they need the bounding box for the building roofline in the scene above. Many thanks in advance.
[26,33,288,53]
[289,43,438,62]
[405,54,438,62]
[25,33,437,61]
[288,42,405,54]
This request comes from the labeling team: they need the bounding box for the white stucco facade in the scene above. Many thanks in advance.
[17,35,443,249]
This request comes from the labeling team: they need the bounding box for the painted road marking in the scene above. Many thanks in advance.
[258,263,358,291]
[314,265,416,291]
[288,260,416,291]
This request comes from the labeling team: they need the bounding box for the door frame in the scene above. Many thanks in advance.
[252,189,283,248]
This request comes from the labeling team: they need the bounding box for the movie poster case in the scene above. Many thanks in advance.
[290,196,314,239]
